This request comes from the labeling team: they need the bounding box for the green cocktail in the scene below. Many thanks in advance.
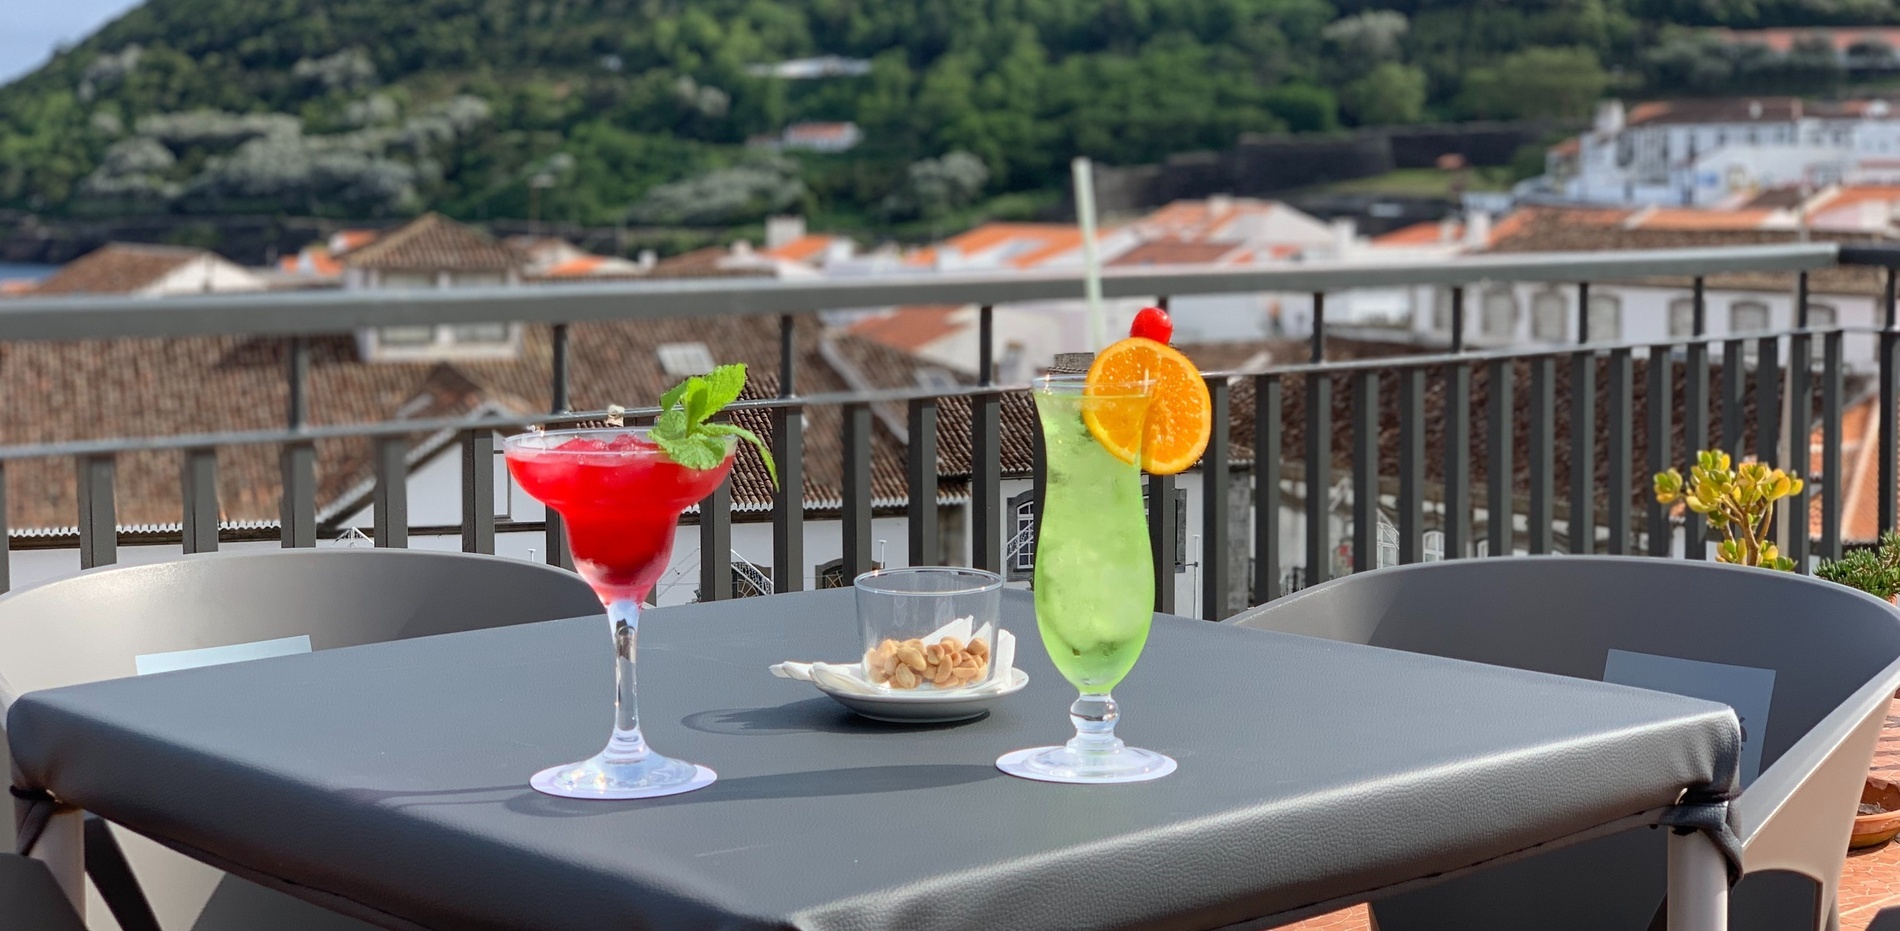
[1032,387,1155,689]
[997,374,1178,784]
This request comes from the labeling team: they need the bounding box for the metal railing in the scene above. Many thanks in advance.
[3,240,1895,620]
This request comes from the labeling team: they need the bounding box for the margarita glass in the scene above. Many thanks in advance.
[998,374,1177,783]
[504,427,735,799]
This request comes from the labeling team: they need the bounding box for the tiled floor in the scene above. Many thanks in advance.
[1279,698,1900,931]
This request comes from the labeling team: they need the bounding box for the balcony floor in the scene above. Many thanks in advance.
[1285,697,1900,931]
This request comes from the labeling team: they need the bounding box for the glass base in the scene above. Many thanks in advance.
[529,750,716,800]
[996,745,1177,784]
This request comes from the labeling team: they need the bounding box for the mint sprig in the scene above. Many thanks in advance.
[650,363,778,485]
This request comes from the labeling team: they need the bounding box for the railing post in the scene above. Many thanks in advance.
[546,322,572,569]
[698,475,732,601]
[907,397,940,567]
[1149,472,1178,612]
[373,437,408,548]
[1568,351,1595,554]
[1351,371,1378,573]
[971,306,1001,573]
[1884,309,1899,539]
[279,442,316,548]
[1398,368,1426,564]
[1577,281,1591,344]
[77,454,117,569]
[773,314,804,592]
[281,333,315,549]
[1528,356,1556,554]
[842,403,874,579]
[1755,335,1781,466]
[1203,376,1232,618]
[181,447,219,554]
[1486,359,1513,557]
[1685,337,1711,560]
[460,430,496,554]
[1605,350,1633,554]
[1443,363,1470,560]
[1304,371,1332,587]
[1310,293,1325,362]
[1449,286,1465,353]
[1788,330,1812,572]
[1646,346,1674,557]
[1723,340,1747,459]
[1821,331,1843,562]
[1253,375,1282,602]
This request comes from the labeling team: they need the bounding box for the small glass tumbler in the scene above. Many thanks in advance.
[855,567,1004,692]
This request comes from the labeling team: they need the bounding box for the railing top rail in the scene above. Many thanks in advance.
[0,242,1840,343]
[0,324,1864,463]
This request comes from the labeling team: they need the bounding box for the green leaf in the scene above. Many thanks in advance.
[659,377,696,414]
[651,408,689,442]
[651,432,727,471]
[699,363,748,414]
[701,421,776,485]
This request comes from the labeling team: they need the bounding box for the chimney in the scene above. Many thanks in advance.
[1439,217,1458,243]
[1207,194,1235,217]
[1464,212,1493,249]
[1330,217,1355,258]
[1594,100,1625,135]
[765,215,806,250]
[730,240,753,258]
[637,249,656,270]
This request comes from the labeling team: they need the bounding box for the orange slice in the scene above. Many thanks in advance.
[1084,337,1212,475]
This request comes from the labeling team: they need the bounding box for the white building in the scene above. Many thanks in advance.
[1543,97,1900,207]
[28,243,268,298]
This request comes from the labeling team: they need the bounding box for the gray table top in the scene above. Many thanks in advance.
[9,588,1740,931]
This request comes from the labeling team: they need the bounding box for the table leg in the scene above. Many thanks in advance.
[1667,829,1727,931]
[27,807,85,919]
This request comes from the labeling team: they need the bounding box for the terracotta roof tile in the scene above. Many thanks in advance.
[845,306,967,353]
[32,244,208,296]
[761,235,838,263]
[1108,241,1240,266]
[342,213,519,272]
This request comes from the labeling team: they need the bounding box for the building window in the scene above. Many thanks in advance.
[1587,292,1622,342]
[1531,289,1568,342]
[1668,298,1697,338]
[1808,303,1838,328]
[449,322,510,344]
[817,558,883,589]
[1730,300,1771,335]
[377,325,434,347]
[1430,287,1455,333]
[1480,288,1519,340]
[1008,489,1038,581]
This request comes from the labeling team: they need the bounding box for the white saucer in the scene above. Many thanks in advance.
[812,668,1029,723]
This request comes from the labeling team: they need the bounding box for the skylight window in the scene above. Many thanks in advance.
[657,342,716,377]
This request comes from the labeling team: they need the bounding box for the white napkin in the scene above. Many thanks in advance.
[772,617,1017,697]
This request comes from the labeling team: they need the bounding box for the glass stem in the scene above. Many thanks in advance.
[1066,691,1126,755]
[603,599,649,762]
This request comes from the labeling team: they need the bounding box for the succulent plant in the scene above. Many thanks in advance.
[1654,449,1804,571]
[1817,532,1900,601]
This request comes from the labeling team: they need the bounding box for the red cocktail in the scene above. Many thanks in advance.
[503,427,735,799]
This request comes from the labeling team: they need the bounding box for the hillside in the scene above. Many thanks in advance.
[1,0,1897,233]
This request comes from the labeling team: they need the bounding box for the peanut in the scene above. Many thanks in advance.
[864,635,993,690]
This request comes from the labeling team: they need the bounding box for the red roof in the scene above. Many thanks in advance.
[845,306,967,353]
[1108,241,1241,266]
[760,235,837,263]
[32,244,208,296]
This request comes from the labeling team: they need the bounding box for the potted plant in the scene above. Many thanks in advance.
[1814,533,1900,847]
[1653,450,1803,570]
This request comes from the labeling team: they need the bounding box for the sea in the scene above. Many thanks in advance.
[0,262,53,281]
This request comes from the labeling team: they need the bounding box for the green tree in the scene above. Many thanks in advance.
[1457,46,1609,121]
[1341,63,1426,126]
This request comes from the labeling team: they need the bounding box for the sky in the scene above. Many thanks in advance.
[1,0,145,86]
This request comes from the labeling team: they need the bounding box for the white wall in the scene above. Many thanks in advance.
[147,256,269,296]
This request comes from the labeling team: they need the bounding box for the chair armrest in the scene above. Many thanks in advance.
[1731,654,1900,877]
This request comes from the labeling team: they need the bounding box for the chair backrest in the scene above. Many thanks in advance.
[1231,556,1900,775]
[0,854,85,931]
[1228,556,1900,931]
[0,549,600,703]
